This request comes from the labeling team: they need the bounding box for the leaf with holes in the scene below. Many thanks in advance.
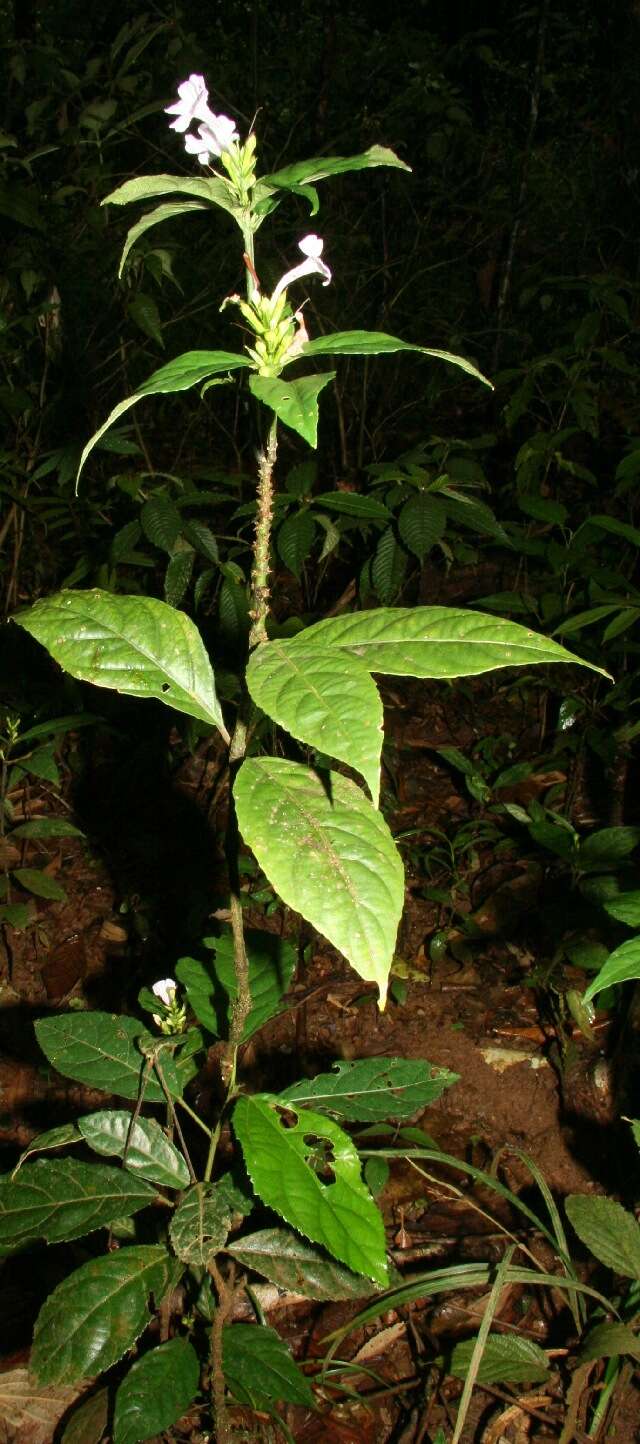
[175,928,296,1042]
[76,350,251,479]
[246,640,383,802]
[15,590,226,736]
[233,1094,388,1284]
[78,1112,189,1189]
[296,330,492,387]
[279,1058,458,1121]
[113,1338,200,1444]
[250,373,335,447]
[0,1159,156,1249]
[398,493,446,559]
[30,1246,182,1385]
[223,1323,314,1408]
[565,1195,640,1279]
[449,1333,549,1385]
[234,758,404,1006]
[277,510,316,580]
[35,1012,180,1102]
[140,496,181,553]
[583,938,640,1005]
[227,1227,379,1301]
[169,1183,232,1265]
[287,606,609,679]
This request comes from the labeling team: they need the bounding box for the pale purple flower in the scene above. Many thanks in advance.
[165,74,212,133]
[184,115,239,165]
[271,235,332,303]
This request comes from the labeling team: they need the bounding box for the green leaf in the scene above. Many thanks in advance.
[295,330,492,388]
[78,1111,189,1189]
[12,1123,82,1175]
[602,891,640,926]
[277,509,316,580]
[372,526,407,603]
[77,351,251,480]
[580,826,640,867]
[0,1159,156,1249]
[398,493,446,559]
[60,1386,110,1444]
[223,1322,314,1408]
[246,640,383,803]
[227,1227,379,1301]
[16,589,227,737]
[104,171,237,215]
[279,1058,458,1121]
[449,1333,549,1385]
[566,1194,640,1279]
[250,372,335,447]
[117,201,207,277]
[113,1338,200,1444]
[0,903,32,929]
[579,1322,640,1364]
[234,758,404,1007]
[182,519,219,563]
[169,1182,232,1265]
[582,938,640,1005]
[175,928,296,1042]
[31,1245,181,1385]
[35,1012,180,1102]
[164,549,195,607]
[233,1094,388,1284]
[311,491,392,521]
[287,606,608,679]
[12,868,66,901]
[128,293,163,348]
[20,746,60,784]
[11,817,83,840]
[261,144,411,194]
[140,495,182,553]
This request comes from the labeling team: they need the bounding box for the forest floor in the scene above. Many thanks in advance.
[1,665,638,1443]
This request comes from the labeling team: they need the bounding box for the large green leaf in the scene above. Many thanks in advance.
[31,1246,181,1385]
[175,928,296,1042]
[76,351,251,480]
[246,640,383,803]
[113,1338,200,1444]
[104,171,238,215]
[35,1012,180,1102]
[227,1227,379,1301]
[78,1111,190,1189]
[261,144,411,192]
[279,1058,458,1121]
[295,331,492,387]
[169,1183,232,1265]
[287,606,608,679]
[582,938,640,1005]
[223,1323,315,1408]
[117,201,207,277]
[0,1159,156,1249]
[250,373,335,447]
[233,1094,388,1284]
[566,1195,640,1279]
[234,758,404,1006]
[449,1333,549,1385]
[16,590,226,736]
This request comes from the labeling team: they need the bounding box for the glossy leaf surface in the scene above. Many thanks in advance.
[0,1159,155,1248]
[78,1111,189,1189]
[227,1227,378,1300]
[223,1323,314,1408]
[113,1338,199,1444]
[35,1012,180,1102]
[250,372,335,447]
[296,330,492,387]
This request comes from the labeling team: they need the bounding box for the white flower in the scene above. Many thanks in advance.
[151,977,177,1022]
[165,73,212,133]
[271,234,332,302]
[184,115,239,164]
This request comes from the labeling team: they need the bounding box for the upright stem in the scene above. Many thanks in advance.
[249,418,278,648]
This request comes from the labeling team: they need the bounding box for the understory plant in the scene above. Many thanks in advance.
[5,73,608,1441]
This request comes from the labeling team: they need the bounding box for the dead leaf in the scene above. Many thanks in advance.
[0,1369,90,1444]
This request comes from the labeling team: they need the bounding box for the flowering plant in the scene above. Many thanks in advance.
[10,73,604,1443]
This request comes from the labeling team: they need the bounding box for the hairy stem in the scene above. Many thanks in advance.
[249,417,278,648]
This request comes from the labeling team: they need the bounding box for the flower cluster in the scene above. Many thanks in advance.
[151,977,187,1035]
[165,73,239,164]
[224,235,331,375]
